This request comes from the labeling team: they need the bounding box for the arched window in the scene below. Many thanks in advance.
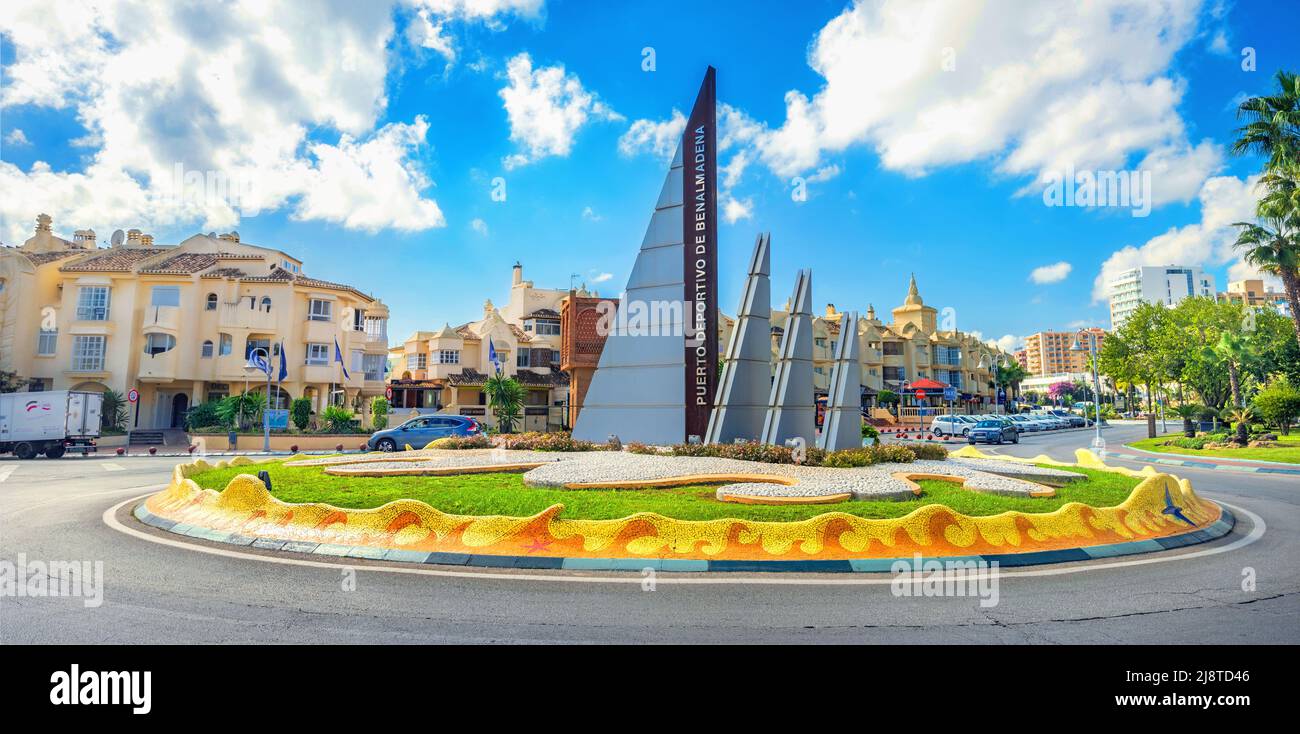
[201,340,214,358]
[260,296,272,313]
[206,293,218,311]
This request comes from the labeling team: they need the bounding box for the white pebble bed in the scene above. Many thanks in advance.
[290,449,1082,501]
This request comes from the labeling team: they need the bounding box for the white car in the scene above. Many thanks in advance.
[1008,415,1041,432]
[929,415,975,437]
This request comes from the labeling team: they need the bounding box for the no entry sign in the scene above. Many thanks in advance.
[127,388,139,403]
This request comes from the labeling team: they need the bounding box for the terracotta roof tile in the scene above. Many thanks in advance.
[139,252,219,274]
[59,247,168,272]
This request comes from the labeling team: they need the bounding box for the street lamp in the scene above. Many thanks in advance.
[978,353,1006,414]
[1070,332,1104,452]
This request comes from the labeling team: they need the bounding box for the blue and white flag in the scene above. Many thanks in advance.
[334,338,350,380]
[249,352,272,376]
[277,341,288,382]
[488,337,500,373]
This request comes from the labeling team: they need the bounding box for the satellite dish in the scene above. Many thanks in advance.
[230,230,239,239]
[207,232,217,238]
[110,229,124,247]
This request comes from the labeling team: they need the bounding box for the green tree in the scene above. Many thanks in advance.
[290,397,312,431]
[1211,329,1254,445]
[1232,218,1300,347]
[483,374,525,433]
[321,404,354,433]
[995,360,1029,401]
[1232,70,1300,173]
[369,396,390,431]
[0,371,26,393]
[1253,376,1300,435]
[216,392,262,430]
[1172,403,1203,438]
[100,389,128,431]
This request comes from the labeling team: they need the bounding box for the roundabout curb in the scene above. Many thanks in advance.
[132,501,1235,573]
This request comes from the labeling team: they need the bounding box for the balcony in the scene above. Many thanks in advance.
[138,349,178,382]
[218,302,277,331]
[303,318,339,344]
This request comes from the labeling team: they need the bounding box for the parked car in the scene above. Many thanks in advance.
[929,415,975,437]
[366,415,481,451]
[967,419,1019,445]
[1007,414,1041,432]
[1046,409,1088,428]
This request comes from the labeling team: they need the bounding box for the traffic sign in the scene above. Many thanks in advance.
[943,386,957,401]
[127,388,139,403]
[915,389,927,399]
[384,386,393,400]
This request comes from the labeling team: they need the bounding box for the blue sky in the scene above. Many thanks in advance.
[2,0,1297,349]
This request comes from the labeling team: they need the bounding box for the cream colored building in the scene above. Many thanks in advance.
[719,275,1013,415]
[387,262,583,431]
[1219,278,1291,317]
[1020,327,1107,376]
[0,214,390,430]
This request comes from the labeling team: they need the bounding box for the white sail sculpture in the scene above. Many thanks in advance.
[705,233,772,444]
[818,311,862,451]
[761,269,815,446]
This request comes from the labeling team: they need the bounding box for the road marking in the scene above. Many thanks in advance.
[103,493,1266,587]
[4,484,164,520]
[101,462,125,472]
[0,465,17,483]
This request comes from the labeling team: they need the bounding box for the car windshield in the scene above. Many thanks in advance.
[975,420,1001,427]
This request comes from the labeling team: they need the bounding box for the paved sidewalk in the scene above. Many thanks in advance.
[1108,448,1300,476]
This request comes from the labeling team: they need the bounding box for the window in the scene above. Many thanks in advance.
[206,383,230,402]
[551,350,561,364]
[407,353,427,370]
[516,351,530,368]
[260,297,272,313]
[206,293,218,311]
[144,333,176,355]
[245,338,271,360]
[150,286,180,307]
[363,354,386,381]
[218,333,232,356]
[364,316,386,341]
[532,319,560,336]
[71,335,106,371]
[350,349,363,374]
[306,343,330,365]
[353,308,365,331]
[37,328,57,356]
[76,286,110,321]
[438,349,459,365]
[308,299,332,322]
[882,342,903,356]
[201,340,214,358]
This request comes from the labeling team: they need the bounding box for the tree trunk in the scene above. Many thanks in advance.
[1279,268,1300,350]
[1227,361,1248,446]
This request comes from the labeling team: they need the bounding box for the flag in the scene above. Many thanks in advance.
[488,338,500,374]
[250,352,271,376]
[277,341,288,382]
[334,338,350,380]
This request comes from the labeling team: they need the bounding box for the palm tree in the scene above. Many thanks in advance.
[1172,404,1202,438]
[1233,217,1300,347]
[1231,70,1300,171]
[1232,70,1300,345]
[483,373,525,433]
[1210,331,1252,445]
[1223,406,1256,447]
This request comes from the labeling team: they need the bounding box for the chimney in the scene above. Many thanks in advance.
[35,213,52,233]
[512,261,522,286]
[217,231,240,243]
[73,229,96,248]
[126,229,143,245]
[141,234,154,246]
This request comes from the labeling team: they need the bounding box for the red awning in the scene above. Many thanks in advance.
[910,378,948,390]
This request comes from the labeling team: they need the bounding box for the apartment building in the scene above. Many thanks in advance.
[1107,265,1216,330]
[0,214,390,430]
[1218,278,1292,317]
[387,262,582,431]
[1020,327,1107,376]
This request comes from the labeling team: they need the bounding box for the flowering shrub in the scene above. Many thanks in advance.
[898,442,949,460]
[427,435,492,450]
[625,442,660,455]
[496,432,608,452]
[819,444,920,467]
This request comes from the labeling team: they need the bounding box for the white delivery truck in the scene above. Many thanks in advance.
[0,390,102,459]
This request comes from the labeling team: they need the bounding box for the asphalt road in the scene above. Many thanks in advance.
[1,424,1296,644]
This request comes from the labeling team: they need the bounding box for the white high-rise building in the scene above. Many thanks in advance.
[1108,265,1217,330]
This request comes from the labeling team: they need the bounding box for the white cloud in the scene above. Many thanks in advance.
[0,0,472,242]
[1029,261,1072,284]
[618,109,685,160]
[406,0,543,68]
[4,128,30,146]
[716,0,1217,209]
[969,330,1024,353]
[581,206,601,221]
[589,271,613,283]
[722,194,753,224]
[499,52,621,169]
[1091,174,1261,301]
[469,217,488,236]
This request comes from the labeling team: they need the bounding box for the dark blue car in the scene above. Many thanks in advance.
[367,414,481,451]
[966,419,1019,445]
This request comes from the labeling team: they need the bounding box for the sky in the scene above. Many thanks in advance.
[1,0,1297,351]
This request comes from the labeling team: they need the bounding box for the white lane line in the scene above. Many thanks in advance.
[4,484,165,520]
[103,494,1266,586]
[101,462,125,472]
[0,465,17,483]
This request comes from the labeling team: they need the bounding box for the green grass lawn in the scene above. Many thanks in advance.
[185,461,1141,522]
[1127,433,1300,464]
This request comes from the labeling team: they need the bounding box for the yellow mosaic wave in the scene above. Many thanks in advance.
[144,449,1221,561]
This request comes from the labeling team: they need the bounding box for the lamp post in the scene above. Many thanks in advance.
[978,353,1006,414]
[1070,332,1104,451]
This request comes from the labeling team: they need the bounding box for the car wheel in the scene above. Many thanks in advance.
[13,442,36,460]
[961,428,970,436]
[377,438,396,452]
[993,436,1003,445]
[968,439,976,445]
[1011,433,1019,444]
[44,444,66,459]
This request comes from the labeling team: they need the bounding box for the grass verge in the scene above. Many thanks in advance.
[185,461,1141,522]
[1126,433,1300,464]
